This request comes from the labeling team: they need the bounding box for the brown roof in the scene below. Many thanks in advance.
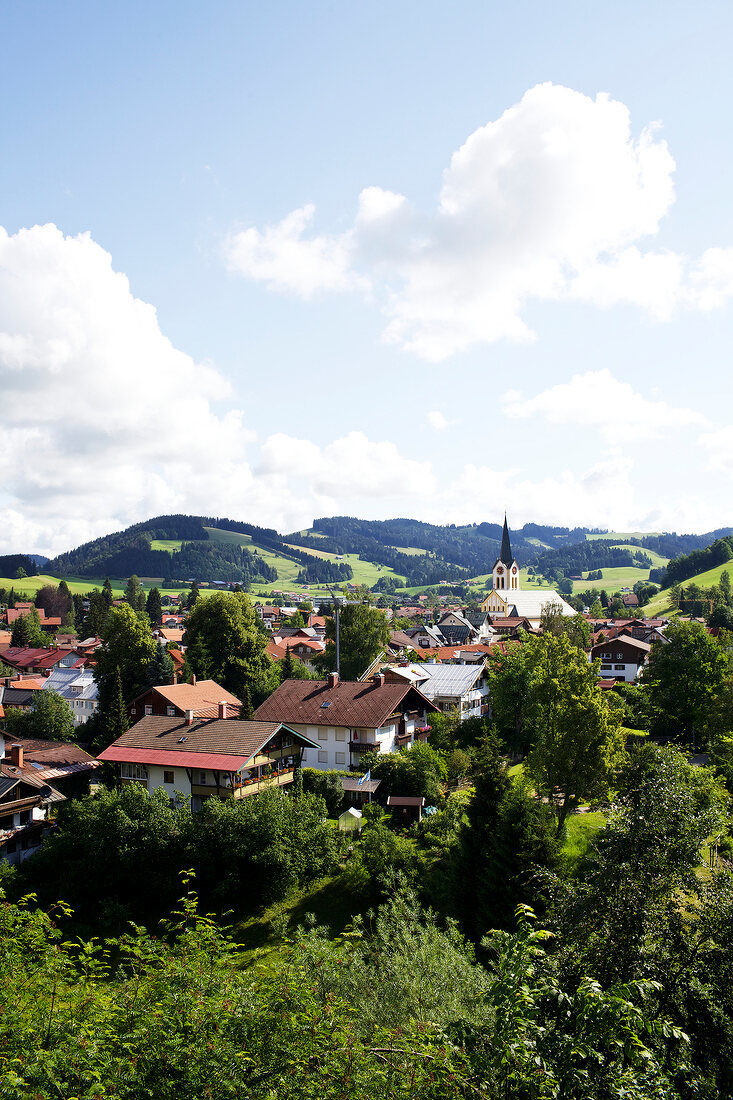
[99,715,316,764]
[254,676,436,729]
[1,737,101,780]
[131,679,242,713]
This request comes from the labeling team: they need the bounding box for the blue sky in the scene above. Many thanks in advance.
[3,1,733,555]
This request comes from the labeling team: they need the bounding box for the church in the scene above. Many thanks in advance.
[480,517,575,628]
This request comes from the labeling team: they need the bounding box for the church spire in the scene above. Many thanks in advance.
[499,514,513,567]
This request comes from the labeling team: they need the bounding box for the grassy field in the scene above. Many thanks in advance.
[585,531,662,541]
[203,527,406,598]
[642,556,733,619]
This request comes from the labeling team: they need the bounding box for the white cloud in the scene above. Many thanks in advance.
[225,83,733,359]
[427,410,455,431]
[223,204,368,298]
[0,224,431,555]
[501,368,706,442]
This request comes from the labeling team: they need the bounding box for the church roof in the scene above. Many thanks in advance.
[499,515,514,566]
[506,591,575,619]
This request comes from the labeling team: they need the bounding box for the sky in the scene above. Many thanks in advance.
[3,0,733,556]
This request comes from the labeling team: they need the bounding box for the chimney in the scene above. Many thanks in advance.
[327,671,338,688]
[372,672,385,687]
[185,709,195,727]
[218,701,228,720]
[173,671,178,685]
[191,674,196,686]
[9,743,23,768]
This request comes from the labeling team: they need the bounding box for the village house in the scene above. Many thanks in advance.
[591,636,652,682]
[253,672,437,771]
[98,712,319,810]
[42,666,99,725]
[128,678,242,722]
[0,741,64,864]
[385,661,491,719]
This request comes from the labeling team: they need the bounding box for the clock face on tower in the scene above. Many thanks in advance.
[512,566,517,573]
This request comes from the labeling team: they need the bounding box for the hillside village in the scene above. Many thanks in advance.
[3,514,733,1095]
[0,515,727,856]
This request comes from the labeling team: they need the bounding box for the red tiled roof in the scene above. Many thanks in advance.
[254,677,436,729]
[100,746,251,770]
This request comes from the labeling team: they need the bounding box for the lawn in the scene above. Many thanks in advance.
[561,811,607,871]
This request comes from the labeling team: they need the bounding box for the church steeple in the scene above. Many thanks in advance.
[499,514,513,567]
[491,515,520,593]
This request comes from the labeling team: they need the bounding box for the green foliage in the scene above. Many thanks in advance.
[3,689,76,742]
[371,741,447,805]
[301,767,346,815]
[314,602,391,680]
[145,584,163,623]
[18,784,338,930]
[643,621,729,745]
[524,633,627,831]
[94,603,157,714]
[184,589,276,706]
[145,643,175,687]
[124,573,147,612]
[0,880,687,1100]
[10,607,45,647]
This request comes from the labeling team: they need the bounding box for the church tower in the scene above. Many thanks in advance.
[491,515,520,592]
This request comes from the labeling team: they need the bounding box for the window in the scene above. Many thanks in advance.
[317,728,328,740]
[335,752,346,765]
[317,750,328,763]
[614,665,625,671]
[616,652,623,660]
[601,664,612,671]
[199,772,207,785]
[335,729,346,742]
[121,763,148,781]
[144,705,153,716]
[167,706,176,717]
[163,770,174,784]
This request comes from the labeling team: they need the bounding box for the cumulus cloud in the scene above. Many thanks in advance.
[502,369,706,442]
[225,83,733,360]
[0,224,430,554]
[223,204,368,298]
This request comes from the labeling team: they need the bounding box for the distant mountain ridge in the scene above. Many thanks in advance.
[37,513,733,589]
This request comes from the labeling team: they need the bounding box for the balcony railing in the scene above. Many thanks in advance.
[349,740,379,752]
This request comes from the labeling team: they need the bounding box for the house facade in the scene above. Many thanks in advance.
[590,636,652,682]
[99,713,320,811]
[253,672,437,771]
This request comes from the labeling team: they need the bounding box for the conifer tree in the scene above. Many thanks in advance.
[102,576,114,607]
[281,644,294,681]
[146,644,175,687]
[105,666,129,745]
[146,586,163,625]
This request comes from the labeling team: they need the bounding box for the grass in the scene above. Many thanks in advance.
[585,531,662,542]
[561,811,607,871]
[232,871,366,967]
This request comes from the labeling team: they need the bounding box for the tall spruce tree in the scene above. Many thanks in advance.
[281,644,294,681]
[146,586,163,625]
[104,667,129,746]
[146,644,175,687]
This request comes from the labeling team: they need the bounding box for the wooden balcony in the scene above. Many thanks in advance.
[234,768,296,798]
[349,740,379,752]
